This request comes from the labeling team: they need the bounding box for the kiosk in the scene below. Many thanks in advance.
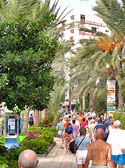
[0,102,21,149]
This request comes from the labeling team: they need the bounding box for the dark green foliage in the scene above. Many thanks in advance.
[0,16,59,110]
[0,126,55,168]
[0,136,6,152]
[0,157,9,168]
[96,92,107,114]
[28,125,42,132]
[48,126,57,137]
[39,114,54,127]
[0,146,27,168]
[85,99,89,112]
[45,114,54,123]
[21,127,54,154]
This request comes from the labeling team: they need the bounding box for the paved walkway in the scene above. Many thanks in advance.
[38,137,77,168]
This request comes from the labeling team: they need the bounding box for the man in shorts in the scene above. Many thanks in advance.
[107,120,125,168]
[74,127,90,168]
[56,118,64,148]
[85,128,114,168]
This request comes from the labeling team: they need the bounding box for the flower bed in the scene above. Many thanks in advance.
[0,126,56,168]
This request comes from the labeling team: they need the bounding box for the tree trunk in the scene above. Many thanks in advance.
[35,110,39,126]
[53,117,58,126]
[39,110,41,123]
[82,95,86,112]
[117,64,124,110]
[89,89,96,112]
[21,112,29,135]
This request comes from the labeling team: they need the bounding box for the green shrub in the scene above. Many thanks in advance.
[39,114,54,127]
[21,126,54,154]
[0,136,6,152]
[0,157,8,168]
[28,126,42,133]
[45,114,54,123]
[113,113,125,130]
[21,137,50,154]
[0,126,55,168]
[40,128,54,144]
[48,126,57,137]
[0,146,27,168]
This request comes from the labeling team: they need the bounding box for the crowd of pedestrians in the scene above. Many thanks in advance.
[56,112,125,168]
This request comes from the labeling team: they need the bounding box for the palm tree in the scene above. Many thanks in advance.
[69,38,108,112]
[94,0,125,109]
[0,0,68,23]
[46,83,66,125]
[52,40,74,85]
[69,0,125,112]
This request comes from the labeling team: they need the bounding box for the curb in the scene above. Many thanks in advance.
[37,141,56,157]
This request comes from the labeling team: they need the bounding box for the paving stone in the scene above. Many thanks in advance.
[38,137,77,168]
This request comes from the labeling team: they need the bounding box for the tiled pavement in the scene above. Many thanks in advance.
[38,137,77,168]
[38,138,125,168]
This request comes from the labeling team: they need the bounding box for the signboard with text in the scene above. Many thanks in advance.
[107,80,116,113]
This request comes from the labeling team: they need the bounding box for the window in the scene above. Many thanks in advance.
[105,30,109,32]
[79,30,82,35]
[70,29,74,33]
[80,14,85,24]
[70,15,75,20]
[92,27,97,32]
[70,22,74,28]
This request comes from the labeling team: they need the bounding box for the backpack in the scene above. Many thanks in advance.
[29,116,34,125]
[65,124,73,134]
[69,136,85,153]
[29,116,33,122]
[69,140,75,153]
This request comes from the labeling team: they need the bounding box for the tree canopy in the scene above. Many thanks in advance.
[0,14,60,110]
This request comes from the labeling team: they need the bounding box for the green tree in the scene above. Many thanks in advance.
[70,43,107,112]
[0,0,68,133]
[94,0,125,109]
[70,0,125,111]
[0,17,59,110]
[45,40,74,121]
[0,0,67,23]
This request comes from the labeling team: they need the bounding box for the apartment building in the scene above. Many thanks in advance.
[63,10,110,43]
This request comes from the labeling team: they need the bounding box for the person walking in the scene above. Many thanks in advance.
[74,127,90,168]
[107,120,125,168]
[18,149,38,168]
[72,119,79,139]
[85,128,114,168]
[56,118,64,148]
[29,114,34,126]
[63,118,73,152]
[88,119,96,142]
[81,118,88,128]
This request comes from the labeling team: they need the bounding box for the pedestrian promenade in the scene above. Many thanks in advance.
[38,137,77,168]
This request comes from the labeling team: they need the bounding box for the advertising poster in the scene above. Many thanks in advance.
[107,80,116,112]
[8,119,15,130]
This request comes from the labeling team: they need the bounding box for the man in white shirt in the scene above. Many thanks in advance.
[107,120,125,168]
